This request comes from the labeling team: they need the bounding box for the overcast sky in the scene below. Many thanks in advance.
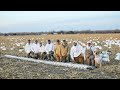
[0,11,120,33]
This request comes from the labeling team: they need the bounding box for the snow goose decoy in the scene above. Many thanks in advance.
[100,51,111,62]
[115,52,120,60]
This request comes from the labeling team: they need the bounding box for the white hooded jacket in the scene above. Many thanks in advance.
[70,44,83,60]
[25,43,34,54]
[45,43,54,54]
[32,43,41,54]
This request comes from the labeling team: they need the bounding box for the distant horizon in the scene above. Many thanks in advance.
[0,11,120,33]
[1,29,120,34]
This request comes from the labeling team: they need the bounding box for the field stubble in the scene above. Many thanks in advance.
[0,34,120,79]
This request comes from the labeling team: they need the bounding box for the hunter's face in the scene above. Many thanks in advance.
[88,43,91,46]
[28,40,31,44]
[57,41,60,44]
[35,40,38,44]
[48,41,51,44]
[40,43,42,46]
[74,42,77,46]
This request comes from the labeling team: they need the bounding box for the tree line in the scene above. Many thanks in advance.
[0,29,120,36]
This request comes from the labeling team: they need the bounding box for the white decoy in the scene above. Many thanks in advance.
[10,47,15,50]
[95,46,102,50]
[108,47,111,49]
[115,53,120,60]
[97,41,100,43]
[1,47,6,51]
[104,44,108,47]
[119,44,120,47]
[100,51,110,62]
[19,49,24,52]
[0,46,3,49]
[16,43,21,47]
